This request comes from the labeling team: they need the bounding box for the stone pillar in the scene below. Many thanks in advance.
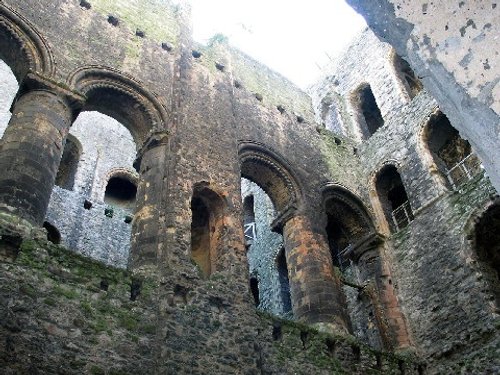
[129,132,169,269]
[346,234,411,349]
[0,73,83,225]
[282,213,350,333]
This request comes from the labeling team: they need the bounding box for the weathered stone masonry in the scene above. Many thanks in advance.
[0,0,498,374]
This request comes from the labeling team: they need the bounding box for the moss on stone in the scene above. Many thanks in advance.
[90,0,180,45]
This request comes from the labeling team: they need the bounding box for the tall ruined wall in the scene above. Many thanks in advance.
[0,0,381,373]
[312,27,499,374]
[346,0,500,193]
[0,0,498,374]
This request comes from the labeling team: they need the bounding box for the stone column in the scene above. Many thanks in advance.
[129,131,169,270]
[346,234,411,349]
[0,73,83,225]
[282,213,350,333]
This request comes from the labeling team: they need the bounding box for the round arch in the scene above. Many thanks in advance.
[321,183,377,265]
[321,183,375,233]
[238,141,303,219]
[67,66,169,148]
[0,3,55,80]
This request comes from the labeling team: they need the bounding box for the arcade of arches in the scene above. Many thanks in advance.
[0,1,498,374]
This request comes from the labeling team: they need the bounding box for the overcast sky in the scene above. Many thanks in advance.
[190,0,366,88]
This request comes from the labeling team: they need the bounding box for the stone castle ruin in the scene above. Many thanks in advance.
[0,0,498,374]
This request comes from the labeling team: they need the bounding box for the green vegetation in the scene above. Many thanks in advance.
[91,0,180,45]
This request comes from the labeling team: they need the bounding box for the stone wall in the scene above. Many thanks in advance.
[346,0,500,193]
[0,236,422,374]
[0,0,498,374]
[313,26,499,373]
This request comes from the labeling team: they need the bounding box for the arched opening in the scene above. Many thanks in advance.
[0,59,18,138]
[474,204,500,309]
[239,145,301,317]
[190,185,226,278]
[43,221,61,244]
[353,84,384,138]
[55,135,81,190]
[324,191,373,271]
[375,166,413,232]
[393,53,423,99]
[104,175,137,209]
[423,111,481,188]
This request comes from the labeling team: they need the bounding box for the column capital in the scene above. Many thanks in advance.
[133,131,170,171]
[271,203,298,233]
[15,72,85,120]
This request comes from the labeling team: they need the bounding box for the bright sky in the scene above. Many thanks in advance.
[190,0,366,88]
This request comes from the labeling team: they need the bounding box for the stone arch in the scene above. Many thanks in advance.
[238,141,303,228]
[420,109,481,189]
[190,182,228,278]
[321,183,376,268]
[0,3,55,80]
[67,66,169,148]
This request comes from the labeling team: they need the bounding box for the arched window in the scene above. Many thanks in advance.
[55,135,81,190]
[393,53,423,99]
[190,185,226,278]
[353,84,384,138]
[375,166,413,232]
[104,174,137,209]
[474,204,500,309]
[423,112,481,188]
